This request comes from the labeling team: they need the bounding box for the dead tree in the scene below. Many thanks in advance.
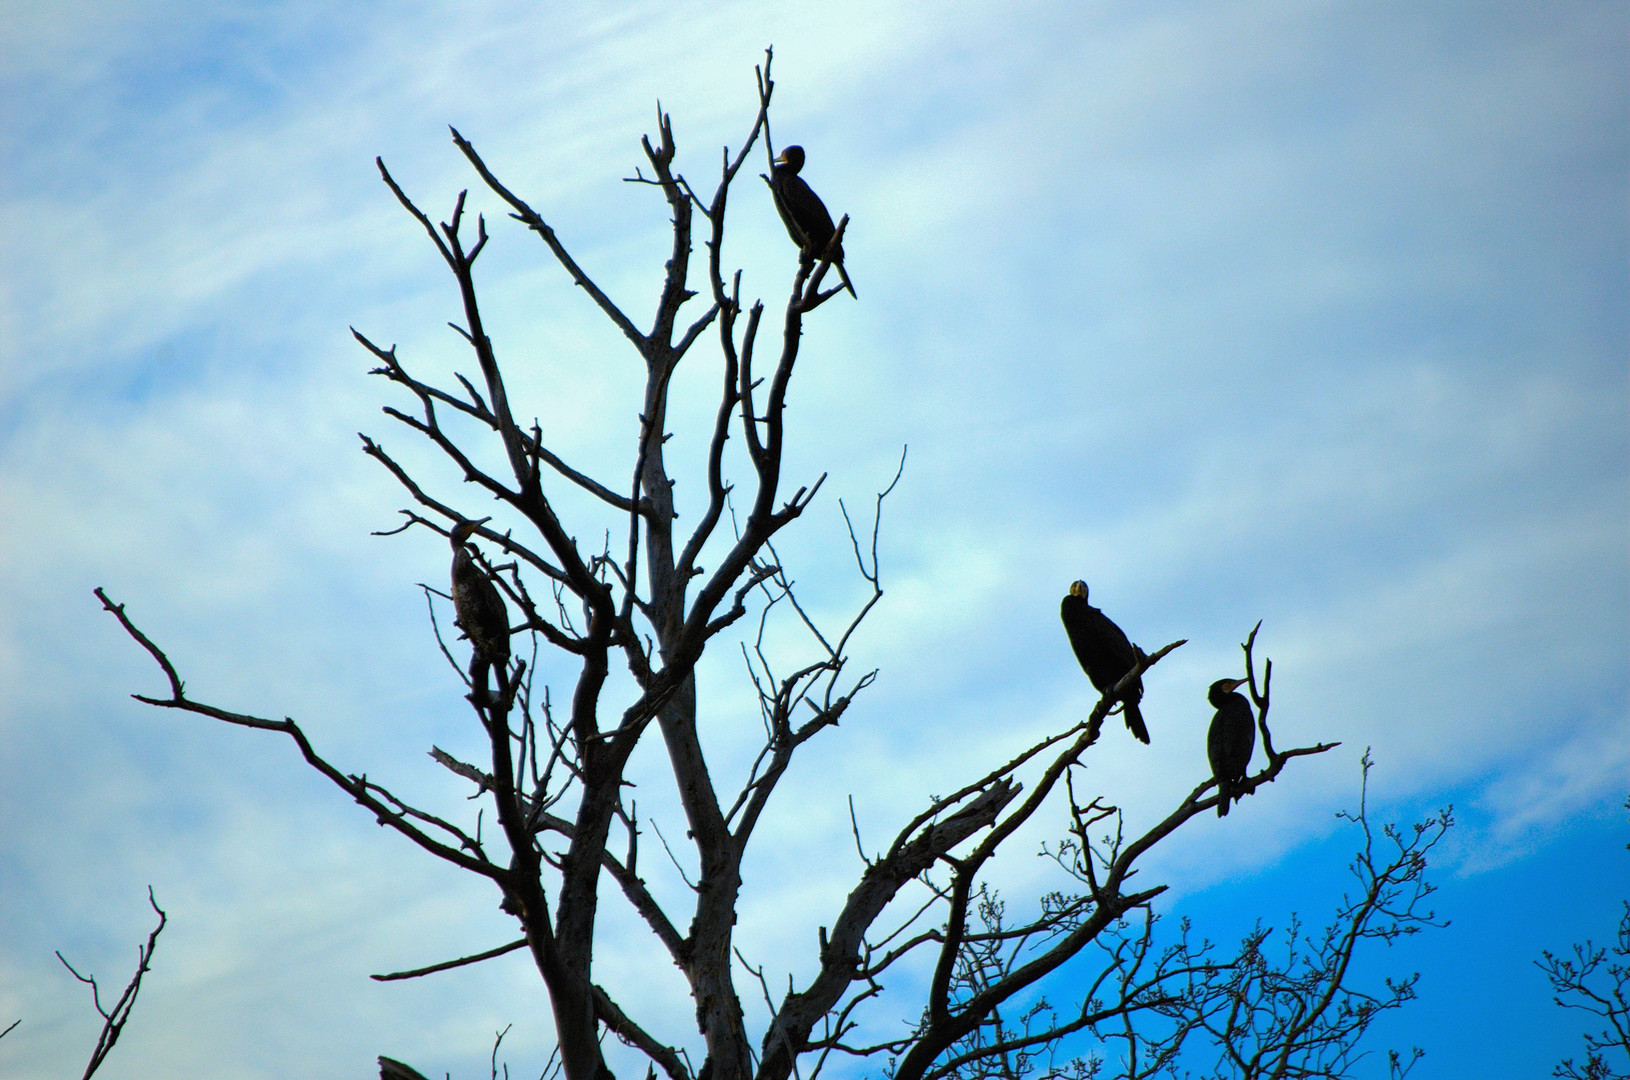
[94,52,1421,1080]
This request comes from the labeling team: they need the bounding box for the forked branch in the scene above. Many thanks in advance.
[56,887,167,1080]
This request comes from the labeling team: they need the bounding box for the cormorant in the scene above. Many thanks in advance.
[770,145,857,298]
[380,1058,431,1080]
[1207,677,1255,817]
[450,517,510,700]
[1060,580,1149,743]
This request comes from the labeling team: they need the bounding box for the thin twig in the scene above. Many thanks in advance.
[372,939,528,982]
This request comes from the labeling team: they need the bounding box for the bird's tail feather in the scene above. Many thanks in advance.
[1124,701,1150,744]
[837,261,857,298]
[469,657,495,709]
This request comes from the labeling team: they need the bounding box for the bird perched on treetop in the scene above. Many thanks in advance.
[1207,677,1255,817]
[379,1057,431,1080]
[449,518,510,700]
[769,145,857,298]
[1060,580,1149,743]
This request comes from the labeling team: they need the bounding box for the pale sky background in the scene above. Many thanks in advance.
[1,3,1626,1078]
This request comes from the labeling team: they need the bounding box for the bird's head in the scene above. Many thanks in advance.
[1208,677,1248,704]
[773,145,806,173]
[1067,580,1089,600]
[449,517,491,548]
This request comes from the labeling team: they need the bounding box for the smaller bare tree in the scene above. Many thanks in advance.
[899,753,1448,1080]
[1539,798,1630,1080]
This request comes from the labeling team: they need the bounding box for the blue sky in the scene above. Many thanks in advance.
[1,3,1625,1078]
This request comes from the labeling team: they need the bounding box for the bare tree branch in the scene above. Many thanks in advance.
[452,129,647,351]
[95,588,505,882]
[594,984,693,1080]
[57,888,166,1080]
[355,328,640,514]
[373,939,529,982]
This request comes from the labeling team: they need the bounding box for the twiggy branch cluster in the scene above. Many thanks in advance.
[1541,904,1630,1080]
[1147,753,1449,1079]
[90,51,1400,1080]
[922,753,1449,1080]
[1539,796,1630,1080]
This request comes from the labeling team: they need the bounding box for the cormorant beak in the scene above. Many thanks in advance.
[1220,677,1248,693]
[1068,580,1087,598]
[451,516,493,545]
[773,151,788,165]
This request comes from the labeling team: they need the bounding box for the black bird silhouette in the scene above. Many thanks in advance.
[450,517,510,702]
[770,145,856,298]
[1060,580,1149,743]
[380,1057,431,1080]
[1207,677,1255,817]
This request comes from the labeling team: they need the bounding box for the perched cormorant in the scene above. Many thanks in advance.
[770,145,856,298]
[450,517,510,699]
[380,1058,431,1080]
[1207,677,1255,817]
[1060,580,1149,743]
